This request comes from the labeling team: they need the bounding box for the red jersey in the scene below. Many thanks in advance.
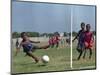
[84,31,94,48]
[53,36,60,44]
[84,31,93,43]
[49,38,53,45]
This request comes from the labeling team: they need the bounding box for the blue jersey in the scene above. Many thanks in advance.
[76,30,85,50]
[78,30,85,43]
[22,43,33,52]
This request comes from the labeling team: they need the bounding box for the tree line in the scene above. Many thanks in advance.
[12,32,68,38]
[12,31,96,38]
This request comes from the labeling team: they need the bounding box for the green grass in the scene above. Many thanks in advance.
[12,42,96,74]
[72,41,96,69]
[12,46,71,74]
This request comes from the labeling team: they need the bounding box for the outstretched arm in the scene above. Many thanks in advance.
[72,31,80,42]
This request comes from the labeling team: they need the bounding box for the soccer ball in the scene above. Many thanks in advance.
[42,55,49,63]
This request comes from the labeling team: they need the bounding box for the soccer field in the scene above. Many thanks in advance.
[72,40,96,69]
[12,38,96,74]
[12,42,71,74]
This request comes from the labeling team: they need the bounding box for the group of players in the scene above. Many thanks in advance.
[14,22,94,63]
[48,34,60,48]
[48,33,71,49]
[73,22,94,60]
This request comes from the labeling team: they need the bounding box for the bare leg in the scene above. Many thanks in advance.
[51,44,54,48]
[77,48,81,53]
[31,45,50,52]
[83,49,87,59]
[15,48,20,56]
[89,48,92,59]
[26,51,39,63]
[56,43,59,48]
[37,44,50,49]
[77,50,83,60]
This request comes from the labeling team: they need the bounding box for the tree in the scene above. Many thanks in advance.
[27,32,39,37]
[47,33,54,37]
[92,31,96,36]
[54,32,59,36]
[12,32,20,38]
[64,32,67,36]
[72,31,77,36]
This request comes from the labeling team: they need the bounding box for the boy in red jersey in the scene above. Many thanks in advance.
[54,34,60,48]
[49,37,52,46]
[83,24,94,59]
[48,36,54,48]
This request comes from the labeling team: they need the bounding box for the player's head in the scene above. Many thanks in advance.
[86,24,91,31]
[21,32,28,39]
[80,22,85,30]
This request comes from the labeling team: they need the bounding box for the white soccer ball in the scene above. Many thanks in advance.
[42,55,49,63]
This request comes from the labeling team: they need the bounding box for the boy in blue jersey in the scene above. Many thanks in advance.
[73,22,85,60]
[15,32,50,63]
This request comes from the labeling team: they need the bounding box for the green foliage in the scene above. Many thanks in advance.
[12,32,20,38]
[12,31,86,38]
[92,31,96,35]
[12,32,40,38]
[27,32,39,37]
[40,33,48,37]
[54,32,59,36]
[72,31,77,36]
[63,32,67,36]
[47,33,54,37]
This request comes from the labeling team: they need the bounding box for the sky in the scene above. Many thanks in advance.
[72,5,96,32]
[12,1,96,33]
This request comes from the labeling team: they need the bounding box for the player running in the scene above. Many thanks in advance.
[15,38,20,56]
[48,34,60,49]
[15,38,19,50]
[83,24,94,59]
[72,22,86,60]
[48,36,54,48]
[15,32,50,63]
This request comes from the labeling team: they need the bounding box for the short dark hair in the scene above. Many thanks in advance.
[81,22,85,26]
[20,32,27,38]
[86,24,91,28]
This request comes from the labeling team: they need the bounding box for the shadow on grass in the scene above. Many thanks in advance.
[19,62,36,66]
[37,64,48,67]
[72,58,78,61]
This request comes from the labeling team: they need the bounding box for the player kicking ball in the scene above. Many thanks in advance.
[15,32,50,63]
